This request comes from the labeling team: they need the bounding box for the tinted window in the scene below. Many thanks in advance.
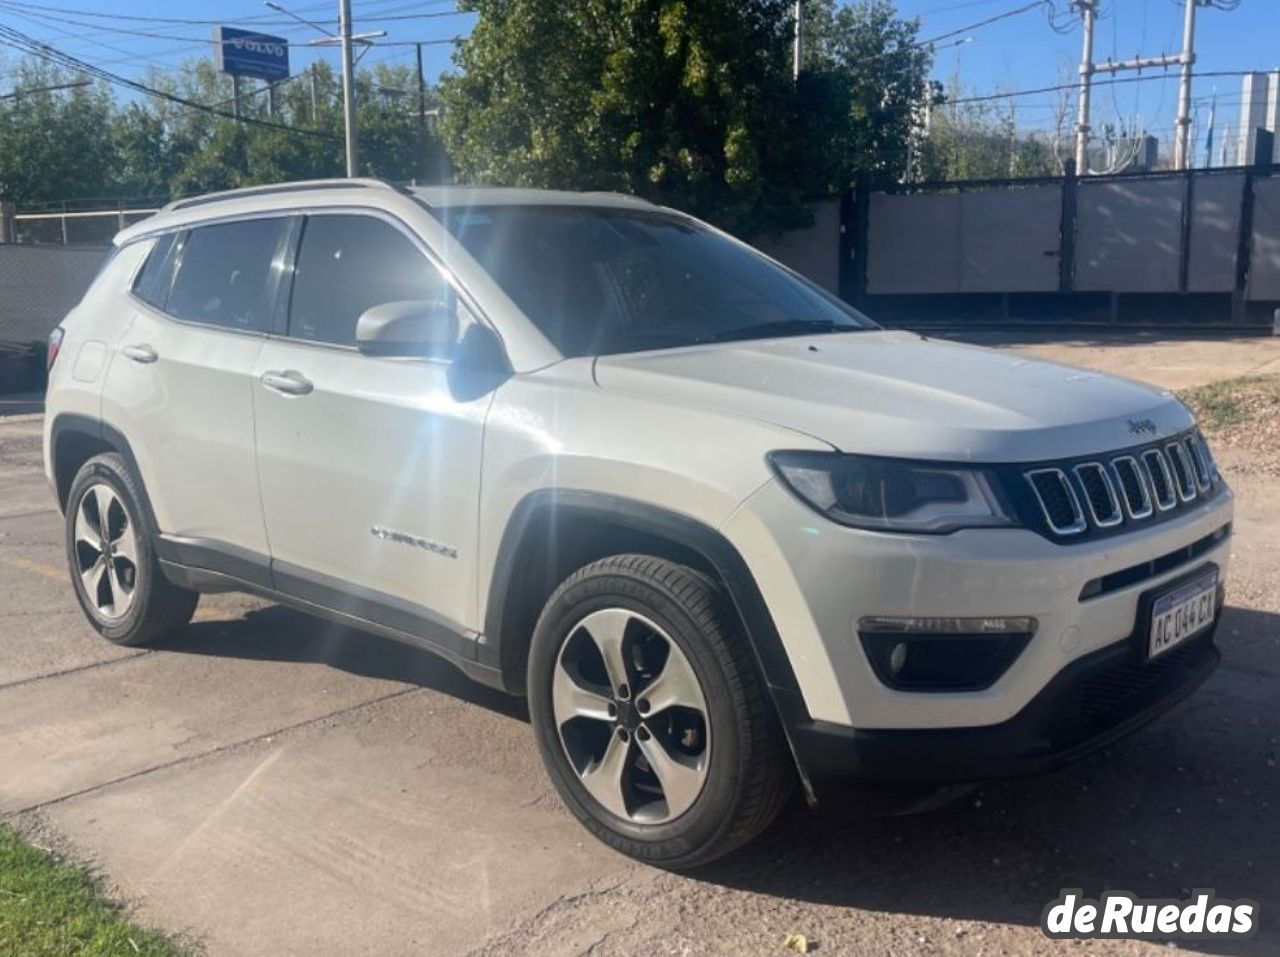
[166,218,286,331]
[132,233,177,308]
[288,214,449,346]
[436,206,874,357]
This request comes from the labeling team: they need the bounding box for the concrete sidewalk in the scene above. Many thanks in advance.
[3,335,1280,955]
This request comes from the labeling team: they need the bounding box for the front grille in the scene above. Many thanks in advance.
[1111,456,1153,519]
[1183,435,1211,491]
[1020,430,1224,540]
[1025,469,1085,534]
[1143,449,1176,509]
[1166,442,1196,501]
[1072,463,1122,527]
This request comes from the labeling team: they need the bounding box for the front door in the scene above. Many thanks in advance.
[252,211,490,642]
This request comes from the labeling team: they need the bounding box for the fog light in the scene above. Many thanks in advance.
[888,641,908,676]
[856,616,1037,692]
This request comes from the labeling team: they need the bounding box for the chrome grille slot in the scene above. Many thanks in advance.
[1110,455,1153,519]
[1020,431,1220,539]
[1142,449,1177,510]
[1184,435,1211,491]
[1026,468,1086,535]
[1166,442,1197,502]
[1072,463,1122,527]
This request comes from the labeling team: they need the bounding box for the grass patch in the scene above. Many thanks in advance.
[1179,374,1280,436]
[0,824,189,957]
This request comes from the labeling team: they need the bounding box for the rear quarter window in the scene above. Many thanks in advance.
[131,233,178,309]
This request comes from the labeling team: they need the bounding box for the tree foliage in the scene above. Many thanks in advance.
[918,83,1064,182]
[440,0,933,233]
[0,57,446,207]
[1,1,945,228]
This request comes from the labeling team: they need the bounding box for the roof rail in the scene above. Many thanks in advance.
[163,178,395,212]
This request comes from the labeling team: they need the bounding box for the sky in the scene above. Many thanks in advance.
[895,0,1280,160]
[1,0,1277,160]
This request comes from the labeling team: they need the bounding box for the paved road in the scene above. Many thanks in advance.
[2,348,1278,954]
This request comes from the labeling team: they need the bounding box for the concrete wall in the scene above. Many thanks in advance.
[751,197,842,294]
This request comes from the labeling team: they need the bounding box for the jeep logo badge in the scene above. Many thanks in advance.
[1127,418,1158,436]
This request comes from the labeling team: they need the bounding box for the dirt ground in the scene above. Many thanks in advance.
[1,332,1278,956]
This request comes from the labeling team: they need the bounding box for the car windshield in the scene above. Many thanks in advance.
[431,204,876,357]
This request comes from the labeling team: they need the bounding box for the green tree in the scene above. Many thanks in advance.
[441,0,931,233]
[800,0,934,188]
[919,87,1063,182]
[0,63,117,206]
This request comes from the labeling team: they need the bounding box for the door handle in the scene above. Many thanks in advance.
[121,343,158,364]
[261,370,314,396]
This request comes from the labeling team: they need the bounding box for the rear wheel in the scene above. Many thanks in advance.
[65,453,197,646]
[528,554,793,868]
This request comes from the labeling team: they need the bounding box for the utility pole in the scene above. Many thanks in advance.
[1073,0,1215,174]
[338,0,358,176]
[416,42,426,131]
[287,0,383,173]
[1073,0,1097,173]
[1173,0,1200,171]
[792,0,803,82]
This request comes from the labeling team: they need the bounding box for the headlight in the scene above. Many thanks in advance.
[768,451,1015,533]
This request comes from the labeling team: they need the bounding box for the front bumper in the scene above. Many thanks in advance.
[778,614,1220,788]
[723,478,1234,731]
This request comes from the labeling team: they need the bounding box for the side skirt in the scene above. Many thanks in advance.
[156,536,506,692]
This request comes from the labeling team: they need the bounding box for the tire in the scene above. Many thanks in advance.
[528,554,793,869]
[65,452,198,646]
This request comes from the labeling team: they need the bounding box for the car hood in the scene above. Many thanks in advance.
[593,330,1193,462]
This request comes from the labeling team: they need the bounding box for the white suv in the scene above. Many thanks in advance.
[44,179,1233,867]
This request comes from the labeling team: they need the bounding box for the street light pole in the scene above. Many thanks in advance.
[339,0,358,177]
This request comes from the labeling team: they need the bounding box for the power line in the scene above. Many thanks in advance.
[0,0,466,27]
[915,1,1045,48]
[0,4,462,50]
[947,69,1258,107]
[0,23,338,140]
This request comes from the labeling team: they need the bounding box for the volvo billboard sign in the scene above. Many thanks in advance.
[213,26,290,82]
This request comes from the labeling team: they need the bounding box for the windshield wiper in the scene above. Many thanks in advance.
[712,318,844,342]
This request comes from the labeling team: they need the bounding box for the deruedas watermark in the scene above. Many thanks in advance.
[1041,889,1258,940]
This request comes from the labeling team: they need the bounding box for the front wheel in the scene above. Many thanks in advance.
[528,554,793,869]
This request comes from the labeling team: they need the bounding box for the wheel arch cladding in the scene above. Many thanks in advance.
[483,490,804,710]
[50,414,158,533]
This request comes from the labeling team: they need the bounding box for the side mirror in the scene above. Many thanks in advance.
[356,299,458,358]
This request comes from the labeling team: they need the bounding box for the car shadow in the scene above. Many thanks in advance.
[699,603,1280,955]
[152,603,529,723]
[152,599,1275,954]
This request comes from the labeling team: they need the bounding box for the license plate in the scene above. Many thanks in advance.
[1148,570,1218,659]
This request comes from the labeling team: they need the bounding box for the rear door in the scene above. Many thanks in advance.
[252,211,490,639]
[101,217,291,577]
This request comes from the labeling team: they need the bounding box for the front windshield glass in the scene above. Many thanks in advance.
[433,204,876,357]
